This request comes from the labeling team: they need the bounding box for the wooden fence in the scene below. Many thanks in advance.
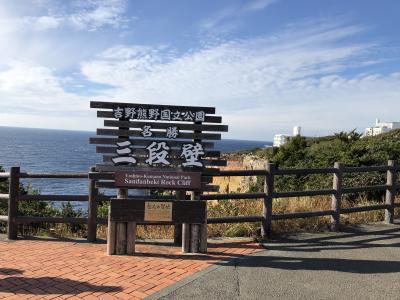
[0,160,399,241]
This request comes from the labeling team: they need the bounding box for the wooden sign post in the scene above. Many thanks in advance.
[90,101,227,255]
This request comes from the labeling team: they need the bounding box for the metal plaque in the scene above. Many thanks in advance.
[144,201,173,222]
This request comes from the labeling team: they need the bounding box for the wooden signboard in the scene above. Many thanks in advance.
[110,199,206,224]
[90,101,228,177]
[89,101,227,255]
[114,170,202,190]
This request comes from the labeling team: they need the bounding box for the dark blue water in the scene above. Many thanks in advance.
[0,126,270,210]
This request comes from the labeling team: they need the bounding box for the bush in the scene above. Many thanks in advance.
[256,129,400,202]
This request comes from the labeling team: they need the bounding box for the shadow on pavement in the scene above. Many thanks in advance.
[266,226,400,253]
[0,268,24,275]
[220,255,400,274]
[219,225,400,274]
[0,276,122,295]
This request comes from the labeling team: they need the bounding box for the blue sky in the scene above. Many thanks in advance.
[0,0,399,140]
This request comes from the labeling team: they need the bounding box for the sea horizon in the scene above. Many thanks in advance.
[0,125,269,143]
[0,126,271,211]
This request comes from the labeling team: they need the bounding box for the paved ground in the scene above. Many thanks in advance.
[0,236,261,299]
[150,223,400,300]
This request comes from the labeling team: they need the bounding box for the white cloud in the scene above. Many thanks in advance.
[0,62,88,114]
[32,15,62,30]
[0,0,133,71]
[0,10,399,140]
[199,0,278,34]
[68,0,130,31]
[81,22,371,108]
[0,0,130,34]
[243,0,278,12]
[78,21,400,139]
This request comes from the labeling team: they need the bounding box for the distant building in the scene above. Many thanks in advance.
[293,126,301,136]
[273,134,289,147]
[273,126,302,147]
[363,118,400,137]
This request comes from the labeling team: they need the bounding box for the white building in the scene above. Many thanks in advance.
[363,119,400,137]
[273,126,301,147]
[293,126,301,136]
[273,134,290,147]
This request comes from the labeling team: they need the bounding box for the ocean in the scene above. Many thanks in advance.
[0,126,270,211]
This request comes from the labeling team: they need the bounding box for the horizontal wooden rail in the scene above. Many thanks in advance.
[342,184,388,194]
[18,173,88,179]
[272,210,333,220]
[17,195,89,201]
[201,193,265,200]
[104,120,229,132]
[273,189,335,198]
[207,216,263,223]
[96,218,212,226]
[216,170,267,176]
[93,195,113,201]
[275,168,336,175]
[341,204,389,214]
[0,215,8,222]
[0,173,10,178]
[15,216,88,224]
[97,128,222,141]
[0,194,9,200]
[343,166,391,173]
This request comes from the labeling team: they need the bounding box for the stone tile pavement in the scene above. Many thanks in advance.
[0,237,262,299]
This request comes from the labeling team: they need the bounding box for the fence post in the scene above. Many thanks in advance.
[385,160,397,224]
[331,162,343,231]
[190,191,201,253]
[87,166,98,242]
[261,163,275,239]
[7,166,19,240]
[174,190,185,245]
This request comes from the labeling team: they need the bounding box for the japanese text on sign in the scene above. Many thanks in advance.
[112,140,204,167]
[144,201,172,222]
[113,107,205,122]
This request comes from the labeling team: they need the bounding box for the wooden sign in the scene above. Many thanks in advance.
[114,170,202,190]
[109,199,206,224]
[89,101,227,255]
[90,101,227,172]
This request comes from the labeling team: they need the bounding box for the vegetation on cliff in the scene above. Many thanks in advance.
[255,129,400,167]
[0,170,84,236]
[249,129,400,201]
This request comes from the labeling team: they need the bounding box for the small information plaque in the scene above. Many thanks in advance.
[144,201,173,222]
[109,199,206,223]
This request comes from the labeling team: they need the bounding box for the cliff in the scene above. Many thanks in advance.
[213,153,268,193]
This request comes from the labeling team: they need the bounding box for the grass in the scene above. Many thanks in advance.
[206,195,400,237]
[1,195,399,240]
[96,195,400,239]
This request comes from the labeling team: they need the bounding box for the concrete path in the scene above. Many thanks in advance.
[149,223,400,300]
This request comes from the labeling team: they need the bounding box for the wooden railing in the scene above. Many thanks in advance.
[0,160,398,241]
